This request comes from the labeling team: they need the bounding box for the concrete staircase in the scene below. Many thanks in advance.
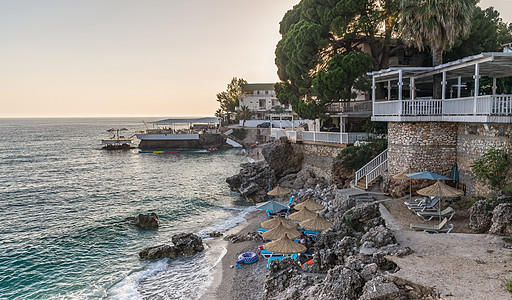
[222,129,244,148]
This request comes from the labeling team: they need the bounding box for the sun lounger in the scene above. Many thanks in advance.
[259,249,274,259]
[257,228,269,237]
[266,209,287,218]
[404,197,428,206]
[410,217,453,233]
[408,197,440,212]
[416,207,455,221]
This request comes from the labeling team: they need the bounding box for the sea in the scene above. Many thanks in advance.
[0,118,254,299]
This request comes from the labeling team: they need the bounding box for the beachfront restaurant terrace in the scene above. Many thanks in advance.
[370,52,512,123]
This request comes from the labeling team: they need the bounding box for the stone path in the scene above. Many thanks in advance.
[380,204,512,300]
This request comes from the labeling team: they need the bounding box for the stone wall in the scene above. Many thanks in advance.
[387,122,457,177]
[138,133,225,149]
[388,122,511,197]
[457,123,512,196]
[294,142,346,182]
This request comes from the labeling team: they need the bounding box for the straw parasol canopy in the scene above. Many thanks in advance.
[417,180,464,220]
[263,234,307,254]
[294,196,325,211]
[299,213,333,231]
[262,222,301,240]
[417,180,464,198]
[267,184,291,196]
[261,215,296,229]
[289,206,317,222]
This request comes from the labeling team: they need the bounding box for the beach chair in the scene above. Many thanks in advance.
[404,197,428,206]
[416,207,456,221]
[257,228,269,237]
[410,217,453,233]
[303,229,319,240]
[408,197,440,212]
[266,209,287,218]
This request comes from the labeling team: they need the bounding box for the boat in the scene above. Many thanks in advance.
[102,128,135,150]
[135,117,225,149]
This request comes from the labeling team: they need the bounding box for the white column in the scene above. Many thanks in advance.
[398,70,403,116]
[492,77,497,95]
[411,77,415,100]
[372,76,376,117]
[292,115,294,131]
[398,70,403,101]
[457,77,462,98]
[279,115,282,128]
[387,80,391,100]
[441,71,447,100]
[474,63,480,115]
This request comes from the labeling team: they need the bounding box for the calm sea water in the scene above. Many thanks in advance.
[0,118,251,299]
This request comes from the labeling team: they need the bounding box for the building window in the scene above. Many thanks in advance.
[468,125,478,135]
[498,126,505,137]
[265,91,269,95]
[259,99,265,109]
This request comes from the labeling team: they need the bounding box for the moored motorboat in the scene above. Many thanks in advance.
[102,128,135,150]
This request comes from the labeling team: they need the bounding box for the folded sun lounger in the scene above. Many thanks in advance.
[410,217,453,233]
[404,197,428,206]
[416,207,455,221]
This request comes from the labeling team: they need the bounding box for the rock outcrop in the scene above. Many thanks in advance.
[134,213,159,229]
[226,161,276,203]
[262,195,419,300]
[469,195,512,233]
[489,203,512,235]
[262,137,303,179]
[139,233,204,259]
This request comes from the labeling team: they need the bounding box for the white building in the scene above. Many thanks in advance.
[239,83,292,119]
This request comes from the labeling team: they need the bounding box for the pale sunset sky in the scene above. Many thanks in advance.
[1,0,510,118]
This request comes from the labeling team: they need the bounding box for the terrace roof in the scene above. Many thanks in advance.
[150,117,220,124]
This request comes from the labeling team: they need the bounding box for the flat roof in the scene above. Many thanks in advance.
[150,117,219,124]
[369,52,512,82]
[242,83,275,91]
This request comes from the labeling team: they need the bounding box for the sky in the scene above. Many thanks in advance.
[0,0,510,118]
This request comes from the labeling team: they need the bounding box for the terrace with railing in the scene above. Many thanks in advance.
[370,52,512,123]
[271,128,375,145]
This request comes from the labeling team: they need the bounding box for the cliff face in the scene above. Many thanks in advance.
[226,137,304,203]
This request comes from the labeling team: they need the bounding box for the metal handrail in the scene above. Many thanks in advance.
[355,149,388,187]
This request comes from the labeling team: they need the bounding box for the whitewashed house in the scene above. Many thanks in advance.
[238,83,292,120]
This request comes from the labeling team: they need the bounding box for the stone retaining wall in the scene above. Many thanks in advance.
[388,122,511,197]
[294,142,346,182]
[457,123,512,195]
[387,122,457,177]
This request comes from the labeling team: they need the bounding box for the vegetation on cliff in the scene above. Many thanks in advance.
[471,147,511,194]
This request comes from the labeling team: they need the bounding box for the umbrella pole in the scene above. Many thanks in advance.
[409,179,412,200]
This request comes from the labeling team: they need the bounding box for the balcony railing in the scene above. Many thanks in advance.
[374,95,512,117]
[271,129,374,145]
[326,100,372,113]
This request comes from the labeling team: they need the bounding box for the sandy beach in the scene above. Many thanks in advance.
[200,211,268,300]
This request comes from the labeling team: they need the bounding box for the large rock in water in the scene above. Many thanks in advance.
[135,213,159,228]
[262,137,303,179]
[139,233,204,259]
[226,161,276,203]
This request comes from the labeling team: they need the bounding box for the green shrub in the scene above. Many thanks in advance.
[507,278,512,293]
[471,148,511,188]
[231,128,247,140]
[337,139,387,170]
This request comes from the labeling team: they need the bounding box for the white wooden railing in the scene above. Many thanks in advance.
[272,129,373,145]
[354,149,388,189]
[374,95,512,117]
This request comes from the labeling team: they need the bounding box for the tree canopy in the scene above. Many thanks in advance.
[274,0,399,119]
[216,77,247,117]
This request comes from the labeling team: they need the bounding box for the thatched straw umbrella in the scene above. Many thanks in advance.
[294,196,325,211]
[289,207,317,222]
[262,222,301,240]
[417,179,464,219]
[267,184,291,196]
[299,213,333,231]
[263,234,307,254]
[261,215,296,229]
